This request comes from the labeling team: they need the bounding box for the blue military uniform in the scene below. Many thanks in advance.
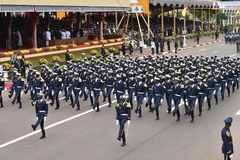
[221,117,233,160]
[50,73,63,110]
[163,75,174,114]
[72,73,82,110]
[114,75,126,103]
[31,93,49,139]
[11,73,24,108]
[172,78,184,121]
[126,72,135,109]
[116,97,131,147]
[145,75,155,112]
[104,71,115,108]
[134,76,147,118]
[196,77,208,116]
[151,78,165,120]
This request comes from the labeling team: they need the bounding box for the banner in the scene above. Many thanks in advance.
[213,1,240,9]
[131,0,148,14]
[129,6,143,13]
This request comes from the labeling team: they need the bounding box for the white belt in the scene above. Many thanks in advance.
[137,92,144,94]
[155,94,162,96]
[93,88,101,90]
[106,85,113,87]
[148,88,153,90]
[39,111,45,113]
[207,88,214,89]
[199,92,204,94]
[17,86,22,88]
[74,87,80,89]
[117,90,123,93]
[35,87,41,89]
[167,89,172,91]
[121,114,128,116]
[174,94,181,97]
[129,86,135,89]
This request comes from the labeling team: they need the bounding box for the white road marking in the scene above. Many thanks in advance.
[0,100,117,149]
[230,54,238,57]
[235,110,240,115]
[212,51,219,54]
[199,48,206,52]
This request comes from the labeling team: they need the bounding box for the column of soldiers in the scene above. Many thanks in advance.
[5,54,240,124]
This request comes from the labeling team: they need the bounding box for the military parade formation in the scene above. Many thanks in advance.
[1,53,240,143]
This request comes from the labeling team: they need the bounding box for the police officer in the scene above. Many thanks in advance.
[50,72,63,110]
[163,74,174,114]
[114,74,126,103]
[104,70,115,108]
[172,78,184,121]
[221,117,233,160]
[31,92,49,139]
[196,76,207,116]
[32,72,44,104]
[116,95,131,147]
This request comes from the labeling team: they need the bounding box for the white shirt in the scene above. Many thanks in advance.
[61,31,66,39]
[46,31,51,41]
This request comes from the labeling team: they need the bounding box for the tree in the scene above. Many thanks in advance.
[216,12,227,26]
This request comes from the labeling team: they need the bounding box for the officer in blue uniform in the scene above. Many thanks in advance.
[186,79,200,123]
[181,75,189,115]
[204,73,216,110]
[214,69,222,105]
[50,72,63,110]
[116,95,131,147]
[32,72,44,104]
[90,72,104,112]
[114,74,126,103]
[65,70,74,105]
[0,73,5,108]
[11,73,24,109]
[145,74,154,112]
[72,72,82,110]
[196,76,208,116]
[220,67,228,100]
[163,74,174,114]
[8,71,17,99]
[172,78,184,121]
[151,77,165,120]
[221,117,233,160]
[31,92,49,139]
[134,76,147,118]
[103,70,115,108]
[126,71,135,109]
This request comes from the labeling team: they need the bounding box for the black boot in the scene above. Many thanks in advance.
[221,95,224,100]
[40,130,45,139]
[207,98,211,110]
[168,109,171,114]
[214,95,218,105]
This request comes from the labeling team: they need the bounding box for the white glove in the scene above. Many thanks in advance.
[195,99,198,106]
[160,99,163,104]
[116,120,119,127]
[13,91,16,95]
[151,98,154,104]
[213,90,216,95]
[232,81,234,84]
[225,82,227,87]
[180,99,184,104]
[44,116,47,121]
[171,99,174,106]
[84,87,87,92]
[59,91,62,96]
[219,87,221,90]
[21,91,23,95]
[46,86,48,90]
[204,96,207,103]
[44,83,46,87]
[79,91,82,95]
[144,97,147,102]
[33,90,35,94]
[104,88,107,93]
[237,78,239,80]
[112,89,115,93]
[186,102,189,106]
[51,90,54,95]
[71,90,74,95]
[26,83,28,88]
[114,95,116,99]
[100,91,102,95]
[134,96,137,101]
[90,91,94,95]
[229,154,233,158]
[127,120,131,127]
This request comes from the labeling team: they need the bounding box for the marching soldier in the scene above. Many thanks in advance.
[116,95,131,147]
[204,73,216,110]
[226,65,234,97]
[31,92,49,139]
[220,67,228,100]
[90,72,104,112]
[114,74,126,103]
[104,70,115,108]
[196,76,207,116]
[145,74,154,112]
[134,76,147,118]
[65,71,74,105]
[11,73,24,109]
[172,78,184,121]
[151,77,165,120]
[164,74,174,114]
[72,72,82,110]
[32,72,44,104]
[214,69,221,105]
[8,71,18,99]
[50,72,63,110]
[186,79,200,123]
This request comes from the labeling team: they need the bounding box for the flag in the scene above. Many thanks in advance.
[182,4,189,17]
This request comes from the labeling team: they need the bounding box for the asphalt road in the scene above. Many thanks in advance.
[1,41,240,160]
